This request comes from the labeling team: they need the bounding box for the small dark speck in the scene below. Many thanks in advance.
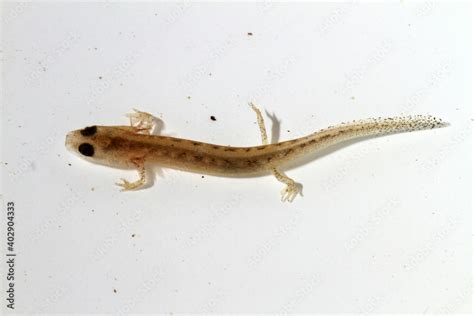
[247,32,253,36]
[287,130,290,133]
[99,76,102,79]
[4,162,8,165]
[209,73,212,76]
[91,209,95,213]
[131,234,136,237]
[201,175,205,178]
[187,96,191,99]
[210,116,217,121]
[113,289,117,293]
[94,47,97,50]
[68,163,72,166]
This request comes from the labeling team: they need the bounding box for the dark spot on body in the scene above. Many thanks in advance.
[318,135,332,141]
[283,149,293,157]
[192,142,202,146]
[78,143,94,156]
[178,152,187,159]
[171,138,182,142]
[80,126,97,136]
[246,159,258,166]
[212,145,220,149]
[105,137,140,152]
[245,148,252,152]
[300,143,307,148]
[224,147,236,152]
[257,146,266,150]
[194,155,203,161]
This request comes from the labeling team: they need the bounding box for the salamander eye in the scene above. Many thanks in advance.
[78,143,95,157]
[80,126,97,136]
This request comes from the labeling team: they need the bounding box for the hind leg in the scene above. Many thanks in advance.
[272,168,303,203]
[249,102,303,202]
[249,102,269,145]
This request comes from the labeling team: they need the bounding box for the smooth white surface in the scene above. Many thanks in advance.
[1,1,472,313]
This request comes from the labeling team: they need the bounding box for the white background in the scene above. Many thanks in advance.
[1,1,472,314]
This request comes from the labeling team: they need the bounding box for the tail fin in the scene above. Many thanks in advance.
[324,115,448,135]
[305,115,448,150]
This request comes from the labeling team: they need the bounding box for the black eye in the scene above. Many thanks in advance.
[78,143,94,157]
[80,126,97,136]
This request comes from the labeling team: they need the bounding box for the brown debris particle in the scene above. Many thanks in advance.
[210,115,216,121]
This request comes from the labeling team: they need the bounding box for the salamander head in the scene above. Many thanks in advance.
[65,126,113,166]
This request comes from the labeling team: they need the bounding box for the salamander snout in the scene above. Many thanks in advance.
[65,131,74,151]
[65,128,98,158]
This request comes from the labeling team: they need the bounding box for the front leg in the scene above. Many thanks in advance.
[115,157,147,191]
[126,109,156,135]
